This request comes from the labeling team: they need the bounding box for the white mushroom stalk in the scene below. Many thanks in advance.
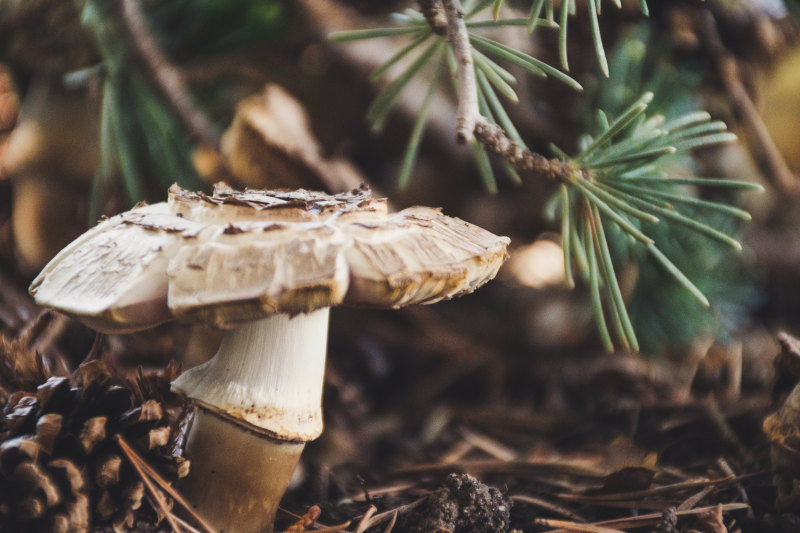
[29,183,510,533]
[172,310,330,531]
[173,309,330,442]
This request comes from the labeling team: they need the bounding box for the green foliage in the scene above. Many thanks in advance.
[551,93,759,351]
[330,1,656,191]
[625,214,759,354]
[331,2,764,353]
[494,0,650,76]
[79,0,288,219]
[577,25,761,354]
[330,3,578,190]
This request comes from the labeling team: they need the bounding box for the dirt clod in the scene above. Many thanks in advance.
[654,507,678,533]
[399,473,511,533]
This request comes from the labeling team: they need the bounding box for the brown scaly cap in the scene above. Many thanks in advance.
[169,182,387,222]
[31,183,510,330]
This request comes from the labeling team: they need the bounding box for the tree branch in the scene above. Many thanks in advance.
[698,9,796,194]
[417,0,448,36]
[120,0,221,150]
[441,0,480,144]
[474,120,580,181]
[434,0,577,183]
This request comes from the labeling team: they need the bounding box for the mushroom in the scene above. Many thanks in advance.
[29,183,510,533]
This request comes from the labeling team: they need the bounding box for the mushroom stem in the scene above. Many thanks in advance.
[172,308,330,532]
[179,410,304,533]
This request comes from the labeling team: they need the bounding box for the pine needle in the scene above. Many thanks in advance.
[116,435,218,533]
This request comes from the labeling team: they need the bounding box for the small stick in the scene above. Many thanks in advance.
[122,443,183,533]
[539,502,749,532]
[347,482,416,502]
[418,0,448,35]
[115,434,219,533]
[276,508,351,532]
[441,0,479,143]
[511,494,588,523]
[434,1,583,181]
[353,505,378,533]
[382,511,398,533]
[391,458,608,479]
[698,9,796,193]
[716,458,754,519]
[145,494,203,533]
[120,0,220,149]
[441,440,474,464]
[171,513,203,533]
[556,476,734,502]
[354,498,426,532]
[474,120,580,181]
[533,519,623,533]
[304,525,351,533]
[704,395,748,458]
[676,485,716,511]
[459,426,517,461]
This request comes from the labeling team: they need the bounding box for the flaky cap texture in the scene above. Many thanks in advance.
[30,183,510,331]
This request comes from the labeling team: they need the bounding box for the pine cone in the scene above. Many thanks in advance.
[0,360,190,532]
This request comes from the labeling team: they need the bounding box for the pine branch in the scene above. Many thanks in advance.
[697,8,796,194]
[474,120,577,181]
[440,0,480,143]
[437,0,571,182]
[332,3,758,352]
[120,0,220,149]
[418,0,448,35]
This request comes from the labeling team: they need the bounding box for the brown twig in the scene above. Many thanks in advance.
[458,426,518,461]
[353,498,425,533]
[556,476,734,503]
[475,120,580,180]
[511,494,588,523]
[170,513,203,533]
[390,458,609,480]
[303,525,351,533]
[276,508,351,532]
[348,482,417,502]
[353,505,378,533]
[120,438,184,533]
[115,434,219,533]
[676,485,717,512]
[536,502,750,532]
[698,9,796,193]
[441,0,479,143]
[417,0,448,36]
[119,0,220,149]
[716,457,755,519]
[433,0,580,182]
[536,520,624,533]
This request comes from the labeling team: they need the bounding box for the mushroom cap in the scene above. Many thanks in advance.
[30,183,510,331]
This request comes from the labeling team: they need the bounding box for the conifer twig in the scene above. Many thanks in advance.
[474,120,579,180]
[441,0,480,143]
[418,0,448,35]
[120,0,221,149]
[436,0,578,183]
[697,9,796,193]
[115,434,219,533]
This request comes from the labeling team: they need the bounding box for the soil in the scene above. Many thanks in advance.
[398,473,511,533]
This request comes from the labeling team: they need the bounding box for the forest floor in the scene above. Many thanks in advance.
[1,237,798,532]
